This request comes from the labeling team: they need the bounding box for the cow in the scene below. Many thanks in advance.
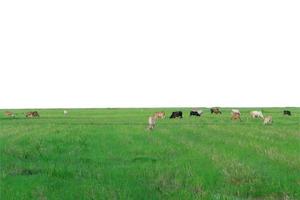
[263,116,273,125]
[190,110,203,117]
[231,112,241,121]
[250,111,264,119]
[4,111,15,118]
[170,111,183,119]
[64,110,68,116]
[153,111,165,119]
[32,111,40,117]
[283,110,291,116]
[148,115,157,130]
[231,109,240,115]
[210,107,222,114]
[26,112,34,118]
[26,111,40,118]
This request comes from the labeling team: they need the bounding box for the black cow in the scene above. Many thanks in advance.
[283,110,291,116]
[190,110,202,117]
[170,111,183,119]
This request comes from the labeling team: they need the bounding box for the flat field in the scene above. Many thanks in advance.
[0,108,299,200]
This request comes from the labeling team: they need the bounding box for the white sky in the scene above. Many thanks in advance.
[0,0,299,108]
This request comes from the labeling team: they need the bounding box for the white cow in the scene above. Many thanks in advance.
[250,111,264,119]
[263,116,273,125]
[231,109,240,114]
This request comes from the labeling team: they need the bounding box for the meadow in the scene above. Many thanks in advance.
[0,108,299,200]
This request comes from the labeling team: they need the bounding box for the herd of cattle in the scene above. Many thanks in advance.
[4,111,41,118]
[2,109,294,131]
[3,110,68,118]
[147,108,293,130]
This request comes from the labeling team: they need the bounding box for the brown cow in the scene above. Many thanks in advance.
[231,112,241,121]
[211,107,222,114]
[25,111,40,118]
[153,111,165,119]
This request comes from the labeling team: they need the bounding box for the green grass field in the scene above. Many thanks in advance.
[0,108,299,200]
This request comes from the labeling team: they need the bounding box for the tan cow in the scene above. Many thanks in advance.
[153,111,165,119]
[148,115,157,130]
[4,111,15,118]
[263,116,273,125]
[231,112,241,121]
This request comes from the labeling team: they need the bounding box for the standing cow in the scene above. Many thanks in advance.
[148,115,157,130]
[250,111,264,119]
[211,107,222,114]
[190,110,203,117]
[231,109,240,115]
[231,112,241,121]
[4,111,15,118]
[26,111,40,118]
[153,111,165,119]
[283,110,291,116]
[263,116,273,125]
[170,111,183,119]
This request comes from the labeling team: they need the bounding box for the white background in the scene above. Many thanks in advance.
[1,0,299,108]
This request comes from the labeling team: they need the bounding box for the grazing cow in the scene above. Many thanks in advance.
[250,111,264,119]
[190,110,203,117]
[32,111,40,117]
[170,111,183,119]
[231,112,241,121]
[148,115,157,130]
[153,111,165,119]
[283,110,291,116]
[26,111,39,118]
[210,107,222,114]
[263,116,273,125]
[64,110,68,116]
[4,111,15,118]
